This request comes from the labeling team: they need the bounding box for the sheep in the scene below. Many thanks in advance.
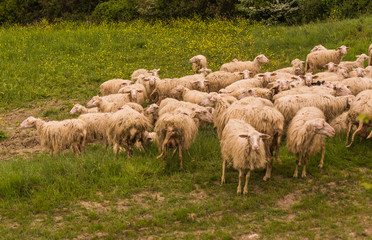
[118,102,144,113]
[131,68,160,82]
[232,87,274,101]
[205,70,251,92]
[272,85,352,101]
[310,44,327,53]
[287,107,335,178]
[78,113,112,146]
[274,59,304,75]
[330,111,349,135]
[366,66,372,78]
[339,54,369,72]
[274,94,354,126]
[170,85,211,104]
[222,75,271,94]
[348,67,367,78]
[199,93,237,108]
[314,66,349,82]
[86,95,130,113]
[369,44,372,66]
[220,119,270,195]
[189,55,208,73]
[154,111,198,169]
[214,96,284,180]
[178,68,211,91]
[345,89,372,147]
[340,77,372,95]
[107,105,152,156]
[305,45,349,73]
[144,103,159,125]
[70,104,99,115]
[220,54,269,77]
[99,79,133,96]
[19,117,87,155]
[136,75,160,99]
[118,83,147,105]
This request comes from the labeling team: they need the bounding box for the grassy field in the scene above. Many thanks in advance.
[0,16,371,239]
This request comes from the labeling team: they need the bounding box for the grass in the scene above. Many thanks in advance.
[0,16,371,239]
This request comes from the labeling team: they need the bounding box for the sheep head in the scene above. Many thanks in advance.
[194,108,214,123]
[239,131,271,151]
[143,76,159,86]
[192,79,207,92]
[237,89,256,100]
[86,96,102,108]
[356,54,369,62]
[148,69,160,77]
[300,73,319,86]
[255,54,269,63]
[337,45,350,55]
[305,119,335,137]
[257,72,277,84]
[19,116,38,129]
[70,104,84,115]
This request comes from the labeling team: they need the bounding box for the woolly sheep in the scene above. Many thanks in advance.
[99,79,133,96]
[78,113,112,146]
[118,83,147,105]
[107,105,152,156]
[19,117,87,155]
[232,87,274,101]
[274,59,304,75]
[189,55,208,73]
[287,107,335,178]
[310,44,327,53]
[118,102,144,113]
[199,93,237,108]
[369,44,372,66]
[155,111,198,169]
[131,68,160,82]
[222,75,271,93]
[345,89,372,147]
[314,66,349,82]
[70,104,99,115]
[330,111,349,135]
[144,103,159,125]
[274,94,354,125]
[170,85,211,104]
[87,95,130,113]
[339,54,369,72]
[305,45,349,73]
[220,119,270,195]
[205,70,251,92]
[348,67,367,78]
[214,96,284,180]
[136,75,160,99]
[220,54,269,77]
[366,66,372,78]
[340,77,372,95]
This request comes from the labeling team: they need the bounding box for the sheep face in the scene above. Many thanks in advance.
[354,67,366,77]
[145,103,159,115]
[305,119,335,137]
[325,62,338,72]
[144,76,158,86]
[194,108,214,123]
[239,131,271,151]
[169,85,185,99]
[70,104,83,115]
[163,125,179,148]
[192,79,207,92]
[300,74,318,86]
[87,96,101,108]
[257,72,276,84]
[20,117,37,129]
[237,89,255,100]
[148,69,160,77]
[255,54,269,63]
[337,45,350,55]
[333,85,352,96]
[356,54,369,62]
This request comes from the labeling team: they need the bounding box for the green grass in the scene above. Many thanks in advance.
[0,16,372,239]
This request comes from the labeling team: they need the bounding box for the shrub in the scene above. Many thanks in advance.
[91,0,137,22]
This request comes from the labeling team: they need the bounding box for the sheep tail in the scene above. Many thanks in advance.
[346,119,364,148]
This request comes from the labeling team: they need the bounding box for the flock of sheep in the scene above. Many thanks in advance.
[19,43,372,195]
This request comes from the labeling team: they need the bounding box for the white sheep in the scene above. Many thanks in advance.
[70,104,99,115]
[348,67,367,78]
[86,95,130,113]
[287,107,335,178]
[220,119,270,195]
[169,85,211,105]
[274,59,304,75]
[340,77,372,95]
[78,113,112,146]
[345,89,372,148]
[205,70,251,92]
[189,55,208,73]
[222,75,272,93]
[118,83,147,105]
[339,54,369,72]
[305,45,349,73]
[220,54,269,76]
[136,75,160,99]
[131,68,160,82]
[314,66,349,82]
[310,44,327,53]
[19,117,87,155]
[99,79,133,96]
[274,94,354,125]
[144,103,159,125]
[118,102,144,113]
[107,105,152,156]
[154,111,198,169]
[230,87,274,101]
[330,111,349,135]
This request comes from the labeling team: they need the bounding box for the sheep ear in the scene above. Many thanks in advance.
[270,72,277,76]
[346,47,350,49]
[313,75,319,79]
[257,74,264,77]
[299,75,305,79]
[239,134,249,138]
[138,89,143,93]
[291,77,298,80]
[259,133,271,139]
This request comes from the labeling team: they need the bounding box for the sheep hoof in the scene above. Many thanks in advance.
[156,153,163,159]
[221,178,225,185]
[301,172,306,178]
[293,173,298,178]
[237,188,242,195]
[263,176,270,181]
[346,143,352,148]
[243,189,249,195]
[318,163,323,168]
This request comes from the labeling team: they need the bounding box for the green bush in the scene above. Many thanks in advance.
[91,0,137,22]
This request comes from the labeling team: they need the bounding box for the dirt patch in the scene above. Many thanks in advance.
[131,191,165,205]
[79,201,109,213]
[189,184,207,203]
[239,233,259,240]
[276,191,302,210]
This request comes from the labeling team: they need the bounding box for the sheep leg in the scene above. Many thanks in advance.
[345,121,353,145]
[301,157,308,178]
[275,135,282,164]
[113,144,120,156]
[293,154,301,178]
[237,169,244,195]
[319,142,325,168]
[346,120,364,148]
[263,155,273,181]
[171,148,177,158]
[178,145,183,169]
[186,150,192,158]
[243,170,251,195]
[221,159,226,185]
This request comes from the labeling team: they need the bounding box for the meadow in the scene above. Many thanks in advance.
[0,16,371,239]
